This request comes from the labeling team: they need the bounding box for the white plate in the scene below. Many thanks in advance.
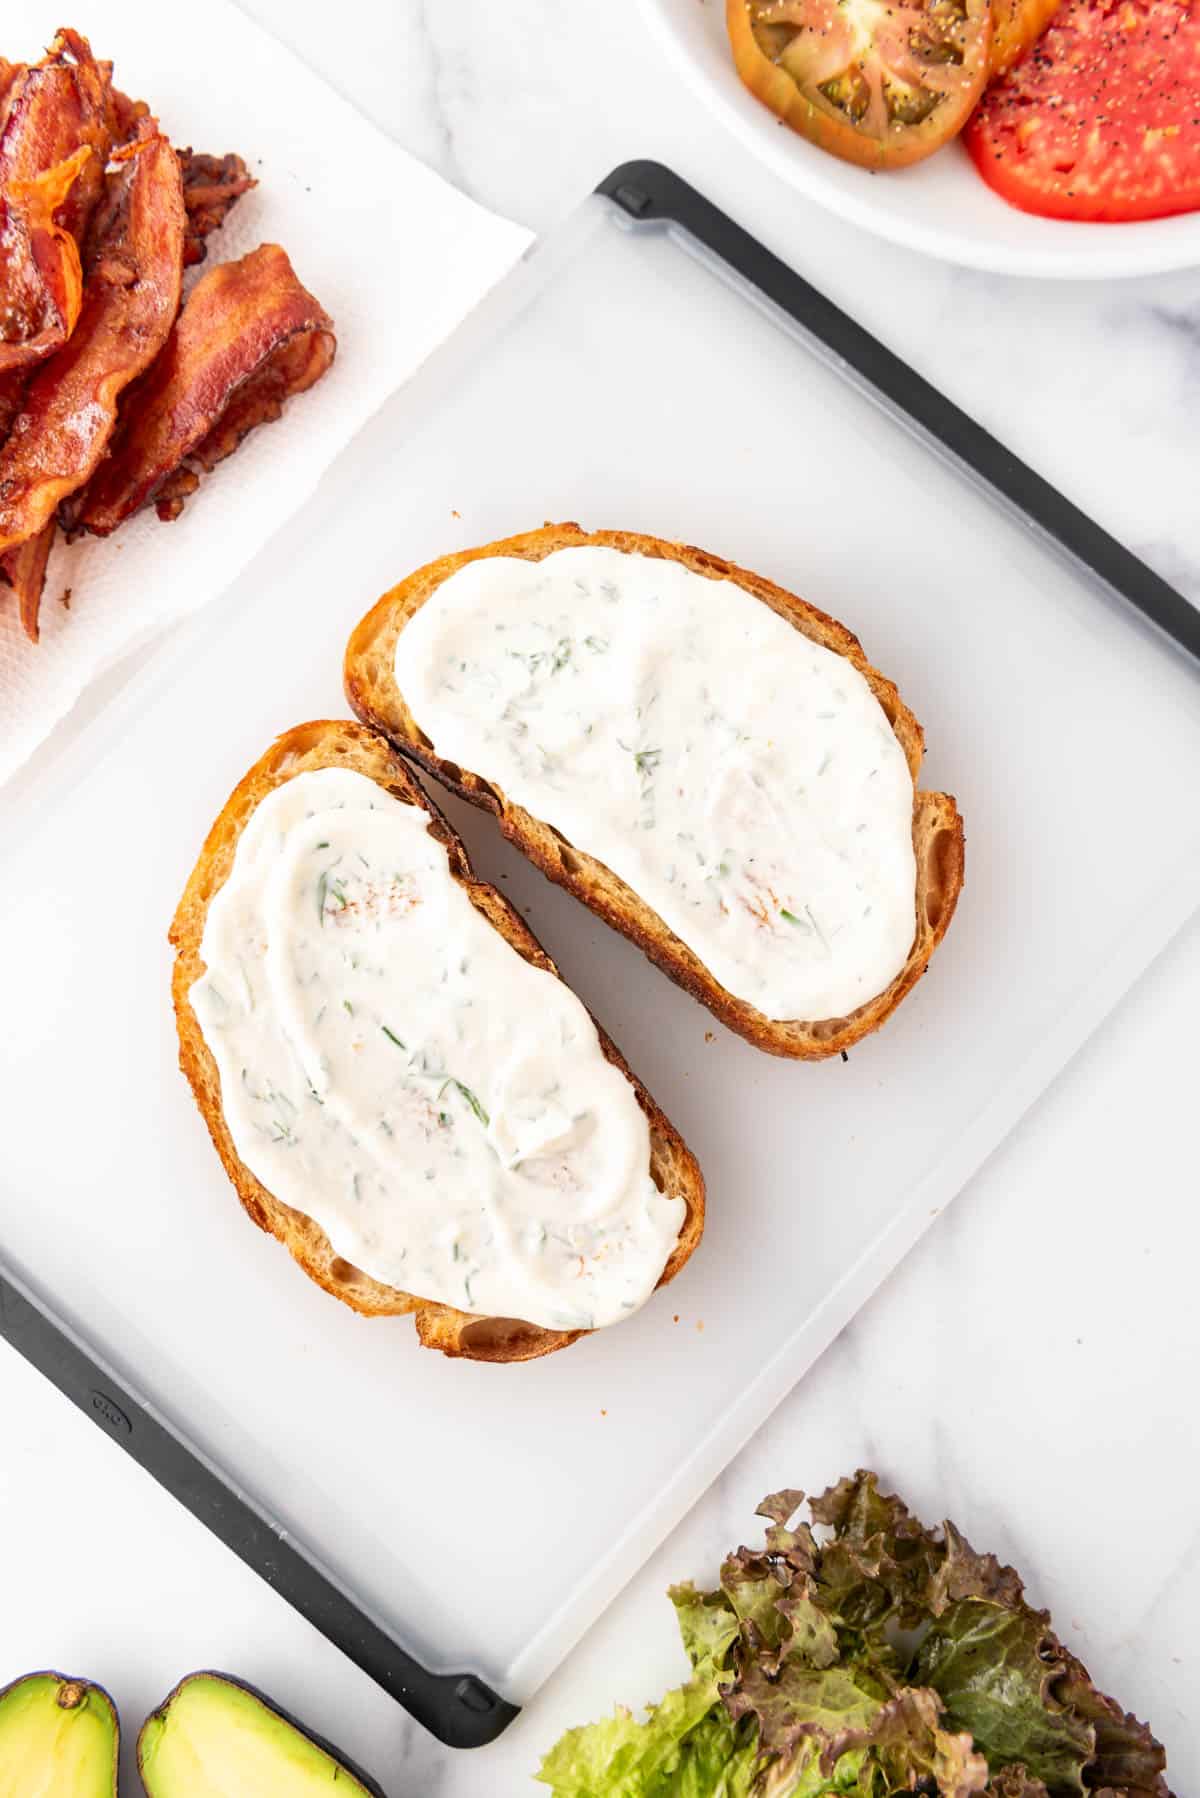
[642,0,1200,277]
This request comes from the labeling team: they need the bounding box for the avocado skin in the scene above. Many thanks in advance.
[138,1672,388,1798]
[0,1670,119,1796]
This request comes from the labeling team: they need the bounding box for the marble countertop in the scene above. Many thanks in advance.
[3,1,1198,1791]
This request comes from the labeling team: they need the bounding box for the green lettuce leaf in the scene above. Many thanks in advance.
[671,1583,740,1677]
[664,1714,759,1798]
[725,1662,988,1798]
[536,1680,736,1798]
[917,1600,1169,1795]
[1053,1647,1170,1795]
[984,1766,1052,1797]
[916,1599,1094,1793]
[536,1473,1174,1798]
[723,1663,882,1761]
[537,1584,745,1798]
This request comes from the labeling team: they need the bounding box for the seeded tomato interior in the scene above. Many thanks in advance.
[727,0,993,166]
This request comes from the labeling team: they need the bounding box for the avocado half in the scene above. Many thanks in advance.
[0,1670,118,1797]
[138,1673,387,1797]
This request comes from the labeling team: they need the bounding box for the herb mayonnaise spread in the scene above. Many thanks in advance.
[394,546,917,1021]
[191,768,684,1331]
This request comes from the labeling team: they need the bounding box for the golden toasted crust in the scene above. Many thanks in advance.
[169,719,705,1362]
[345,524,965,1060]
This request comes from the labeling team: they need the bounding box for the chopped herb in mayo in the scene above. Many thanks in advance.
[192,769,684,1329]
[394,546,917,1020]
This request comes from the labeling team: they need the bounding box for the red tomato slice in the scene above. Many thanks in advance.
[966,0,1200,221]
[728,0,993,169]
[988,0,1065,75]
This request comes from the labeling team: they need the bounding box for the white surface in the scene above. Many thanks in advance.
[2,2,1199,1794]
[0,0,528,787]
[642,0,1200,277]
[4,189,1199,1723]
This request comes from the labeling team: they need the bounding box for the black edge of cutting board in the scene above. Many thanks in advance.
[597,161,1200,667]
[0,1263,518,1750]
[4,159,1197,1765]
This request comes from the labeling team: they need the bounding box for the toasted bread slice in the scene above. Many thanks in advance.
[345,525,965,1060]
[169,719,705,1362]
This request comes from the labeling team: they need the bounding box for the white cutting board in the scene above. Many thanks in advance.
[2,196,1199,1704]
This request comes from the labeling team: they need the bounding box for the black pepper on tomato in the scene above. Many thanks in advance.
[966,0,1200,220]
[726,0,994,168]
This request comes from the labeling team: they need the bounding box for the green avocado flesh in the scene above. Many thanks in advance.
[0,1672,117,1798]
[138,1675,377,1797]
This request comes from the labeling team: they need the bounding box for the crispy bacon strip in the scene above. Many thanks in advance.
[0,516,55,641]
[76,242,334,535]
[0,32,118,433]
[0,60,23,129]
[0,368,23,438]
[0,126,185,556]
[1,32,117,250]
[180,150,256,266]
[0,64,80,180]
[0,145,91,375]
[112,85,149,144]
[152,326,335,521]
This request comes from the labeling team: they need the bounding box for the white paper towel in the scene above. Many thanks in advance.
[0,0,531,787]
